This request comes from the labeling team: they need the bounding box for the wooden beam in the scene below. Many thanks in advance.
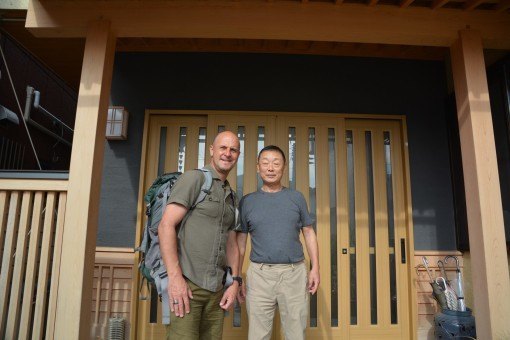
[496,0,510,12]
[463,0,485,10]
[431,0,450,10]
[0,179,68,191]
[52,20,116,340]
[399,0,415,8]
[450,29,510,340]
[26,0,510,49]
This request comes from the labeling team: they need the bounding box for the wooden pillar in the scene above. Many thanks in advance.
[450,29,510,339]
[52,20,115,340]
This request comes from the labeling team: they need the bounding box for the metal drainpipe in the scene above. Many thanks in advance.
[23,86,34,120]
[23,86,72,147]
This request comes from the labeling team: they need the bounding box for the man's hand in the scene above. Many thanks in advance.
[308,268,320,295]
[220,283,239,310]
[168,275,193,317]
[237,283,247,303]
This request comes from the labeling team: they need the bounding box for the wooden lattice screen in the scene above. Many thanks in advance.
[0,180,67,340]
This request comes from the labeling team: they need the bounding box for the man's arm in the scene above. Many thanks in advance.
[236,232,248,303]
[302,226,320,295]
[227,230,240,277]
[220,230,240,310]
[159,203,192,317]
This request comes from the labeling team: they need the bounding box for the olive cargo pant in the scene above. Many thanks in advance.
[166,279,224,340]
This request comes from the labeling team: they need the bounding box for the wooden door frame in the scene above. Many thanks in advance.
[131,110,417,340]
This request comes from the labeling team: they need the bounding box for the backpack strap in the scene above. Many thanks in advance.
[156,168,214,324]
[153,266,170,324]
[177,168,214,236]
[191,168,214,209]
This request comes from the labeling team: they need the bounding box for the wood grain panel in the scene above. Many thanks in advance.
[45,192,67,340]
[18,192,45,340]
[26,1,510,49]
[0,179,68,191]
[336,119,350,339]
[5,191,34,339]
[373,129,391,327]
[0,192,21,336]
[91,248,135,340]
[315,125,333,334]
[451,29,510,339]
[32,192,57,340]
[53,19,116,340]
[164,125,180,173]
[184,125,200,171]
[390,120,412,338]
[0,191,9,268]
[352,128,370,327]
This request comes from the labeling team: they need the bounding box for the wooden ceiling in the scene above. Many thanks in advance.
[1,21,451,90]
[1,5,508,90]
[34,0,510,12]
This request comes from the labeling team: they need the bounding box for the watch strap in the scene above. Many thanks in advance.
[232,276,243,286]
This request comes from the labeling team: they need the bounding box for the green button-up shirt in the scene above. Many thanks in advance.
[167,164,238,292]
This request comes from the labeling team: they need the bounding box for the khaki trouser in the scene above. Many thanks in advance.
[246,261,309,340]
[165,279,224,340]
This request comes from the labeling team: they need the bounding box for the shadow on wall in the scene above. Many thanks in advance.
[413,208,456,251]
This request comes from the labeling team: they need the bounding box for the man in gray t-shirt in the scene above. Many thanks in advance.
[237,145,320,340]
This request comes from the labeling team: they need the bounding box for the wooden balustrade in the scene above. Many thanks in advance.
[0,178,67,340]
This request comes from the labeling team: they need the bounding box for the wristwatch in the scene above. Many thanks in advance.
[232,276,243,286]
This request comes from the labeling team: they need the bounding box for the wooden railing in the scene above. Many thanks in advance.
[0,177,68,340]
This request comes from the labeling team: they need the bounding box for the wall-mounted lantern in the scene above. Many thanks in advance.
[106,106,129,140]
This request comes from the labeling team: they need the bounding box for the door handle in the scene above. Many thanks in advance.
[401,238,406,264]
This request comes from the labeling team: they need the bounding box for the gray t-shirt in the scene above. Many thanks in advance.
[239,188,314,264]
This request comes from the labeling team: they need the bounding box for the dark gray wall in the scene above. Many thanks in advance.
[98,52,456,250]
[488,59,510,244]
[0,32,76,170]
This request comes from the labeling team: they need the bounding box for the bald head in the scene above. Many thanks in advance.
[213,131,240,149]
[209,131,240,180]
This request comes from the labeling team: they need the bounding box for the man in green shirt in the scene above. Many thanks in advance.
[159,131,242,339]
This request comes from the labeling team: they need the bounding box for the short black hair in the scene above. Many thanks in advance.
[258,145,286,164]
